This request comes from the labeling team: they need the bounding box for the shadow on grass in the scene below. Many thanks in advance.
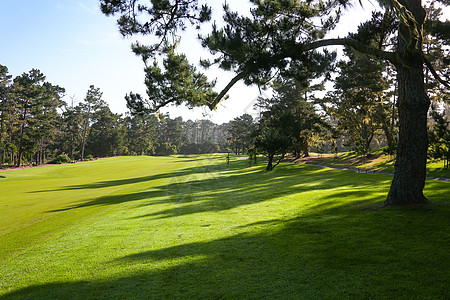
[47,158,386,217]
[32,156,232,193]
[3,156,449,298]
[3,200,449,299]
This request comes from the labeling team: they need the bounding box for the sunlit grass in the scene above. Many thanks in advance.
[307,149,450,179]
[0,155,449,298]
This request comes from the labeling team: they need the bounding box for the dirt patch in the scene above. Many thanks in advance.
[0,164,56,172]
[285,155,335,165]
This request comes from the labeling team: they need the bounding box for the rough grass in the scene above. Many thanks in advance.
[300,150,450,179]
[0,155,449,299]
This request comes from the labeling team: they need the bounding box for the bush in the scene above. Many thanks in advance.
[155,142,177,156]
[50,154,71,164]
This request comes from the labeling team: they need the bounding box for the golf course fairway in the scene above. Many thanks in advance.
[0,155,449,298]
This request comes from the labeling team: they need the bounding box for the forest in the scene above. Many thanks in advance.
[0,66,236,166]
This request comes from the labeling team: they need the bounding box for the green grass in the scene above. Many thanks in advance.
[305,149,450,179]
[0,155,449,299]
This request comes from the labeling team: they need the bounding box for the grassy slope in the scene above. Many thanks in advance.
[0,155,449,299]
[301,149,450,179]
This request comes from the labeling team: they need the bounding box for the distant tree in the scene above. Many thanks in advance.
[428,106,450,168]
[263,79,327,158]
[155,142,177,156]
[125,113,158,155]
[58,104,83,160]
[255,123,292,171]
[199,140,219,153]
[256,80,327,170]
[86,106,126,157]
[325,53,391,157]
[12,69,64,166]
[79,85,105,161]
[155,115,184,155]
[227,114,255,155]
[0,65,13,165]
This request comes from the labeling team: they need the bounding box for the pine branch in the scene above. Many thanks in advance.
[423,55,450,89]
[297,38,398,64]
[213,38,398,109]
[208,72,246,109]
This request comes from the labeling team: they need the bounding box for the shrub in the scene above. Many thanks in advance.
[50,154,71,164]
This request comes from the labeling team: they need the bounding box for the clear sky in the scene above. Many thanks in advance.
[1,1,448,124]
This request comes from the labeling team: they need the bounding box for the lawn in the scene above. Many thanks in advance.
[0,155,449,299]
[298,149,450,179]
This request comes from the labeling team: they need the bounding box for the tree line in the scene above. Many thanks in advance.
[0,65,240,167]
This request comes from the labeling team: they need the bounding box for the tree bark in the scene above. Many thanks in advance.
[385,61,430,205]
[266,153,274,171]
[385,0,429,206]
[302,140,309,157]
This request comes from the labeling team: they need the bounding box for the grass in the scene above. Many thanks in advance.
[0,154,449,299]
[302,149,450,179]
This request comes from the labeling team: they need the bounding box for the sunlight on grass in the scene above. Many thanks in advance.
[0,155,449,298]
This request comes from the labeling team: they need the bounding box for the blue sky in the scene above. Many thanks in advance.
[0,0,262,123]
[1,0,145,113]
[1,1,448,123]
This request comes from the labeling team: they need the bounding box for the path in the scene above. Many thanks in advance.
[291,158,450,183]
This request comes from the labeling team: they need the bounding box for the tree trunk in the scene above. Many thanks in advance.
[17,123,24,167]
[382,120,394,150]
[266,153,274,171]
[302,140,309,157]
[385,65,429,205]
[385,0,429,206]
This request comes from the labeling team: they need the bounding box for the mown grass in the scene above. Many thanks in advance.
[0,155,449,299]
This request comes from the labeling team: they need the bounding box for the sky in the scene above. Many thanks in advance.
[1,1,448,124]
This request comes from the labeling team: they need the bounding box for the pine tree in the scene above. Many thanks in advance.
[100,0,450,206]
[79,85,106,161]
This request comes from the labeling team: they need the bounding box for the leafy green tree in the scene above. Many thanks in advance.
[155,115,184,155]
[58,104,84,160]
[256,79,327,170]
[100,0,450,206]
[423,2,450,105]
[31,82,65,165]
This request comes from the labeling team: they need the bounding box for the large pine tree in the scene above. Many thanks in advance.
[99,0,450,206]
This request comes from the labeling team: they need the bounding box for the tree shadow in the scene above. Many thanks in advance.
[3,157,449,298]
[47,161,381,219]
[32,156,237,193]
[3,200,449,299]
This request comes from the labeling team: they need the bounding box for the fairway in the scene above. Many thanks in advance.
[0,155,449,299]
